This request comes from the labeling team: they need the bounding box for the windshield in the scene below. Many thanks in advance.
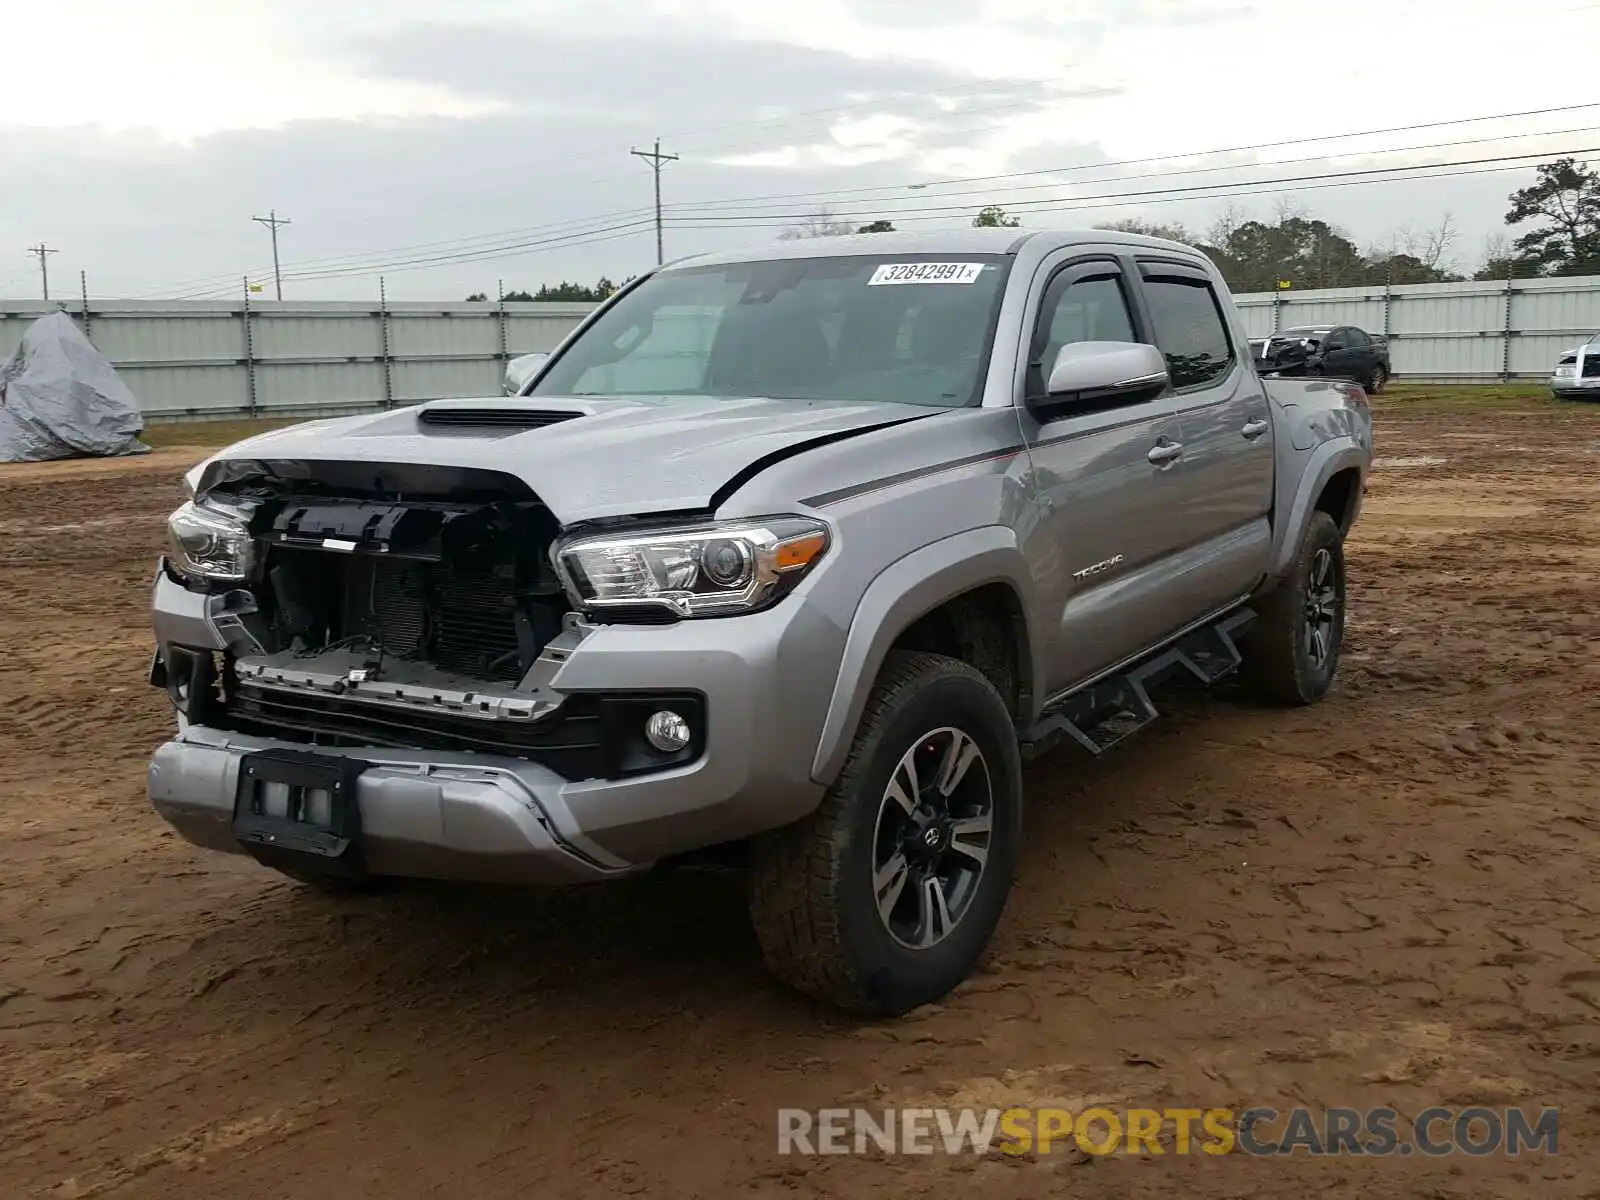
[531,254,1011,407]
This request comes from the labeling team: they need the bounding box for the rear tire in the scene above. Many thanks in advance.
[1240,511,1347,706]
[749,651,1023,1015]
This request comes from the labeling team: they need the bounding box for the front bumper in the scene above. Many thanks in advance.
[1551,374,1600,400]
[148,569,841,885]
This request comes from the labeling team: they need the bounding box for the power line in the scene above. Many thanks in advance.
[631,140,679,265]
[661,143,1600,227]
[122,107,1600,299]
[666,151,1596,231]
[176,140,1600,294]
[149,0,1600,214]
[124,80,1159,295]
[135,204,658,299]
[276,218,657,282]
[137,100,1600,299]
[250,209,291,300]
[666,101,1600,214]
[26,244,57,302]
[669,123,1600,222]
[227,142,1600,291]
[178,219,658,294]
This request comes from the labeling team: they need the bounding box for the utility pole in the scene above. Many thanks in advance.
[630,139,678,265]
[26,244,57,302]
[250,209,291,300]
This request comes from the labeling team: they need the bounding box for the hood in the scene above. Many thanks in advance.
[190,394,935,523]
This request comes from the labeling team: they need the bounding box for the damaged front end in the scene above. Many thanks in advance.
[152,459,702,783]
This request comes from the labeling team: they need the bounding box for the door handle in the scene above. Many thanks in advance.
[1147,441,1183,465]
[1241,419,1268,439]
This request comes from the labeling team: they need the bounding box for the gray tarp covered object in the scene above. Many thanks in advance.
[0,310,150,462]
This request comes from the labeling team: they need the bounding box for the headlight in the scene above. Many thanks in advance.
[166,500,257,583]
[554,516,830,617]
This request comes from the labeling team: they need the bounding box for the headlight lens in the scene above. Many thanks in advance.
[554,516,830,617]
[166,500,257,583]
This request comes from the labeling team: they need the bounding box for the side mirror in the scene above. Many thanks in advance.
[1031,341,1169,417]
[503,352,549,395]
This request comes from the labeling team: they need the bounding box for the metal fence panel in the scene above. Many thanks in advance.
[254,362,385,412]
[117,362,251,416]
[1233,274,1600,382]
[392,358,503,405]
[1233,298,1277,339]
[387,309,498,359]
[2,278,1597,418]
[90,310,245,363]
[252,311,383,360]
[504,305,596,357]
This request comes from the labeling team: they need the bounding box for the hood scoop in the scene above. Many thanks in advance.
[418,406,583,430]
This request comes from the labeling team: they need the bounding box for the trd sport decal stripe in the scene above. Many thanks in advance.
[803,446,1028,508]
[801,387,1257,507]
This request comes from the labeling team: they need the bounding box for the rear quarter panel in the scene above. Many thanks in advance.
[1260,377,1373,583]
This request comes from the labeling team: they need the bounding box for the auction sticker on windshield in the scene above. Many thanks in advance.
[867,262,985,285]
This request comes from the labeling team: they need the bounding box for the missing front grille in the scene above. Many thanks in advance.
[244,489,569,686]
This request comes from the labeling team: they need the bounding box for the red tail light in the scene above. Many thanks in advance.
[1334,381,1368,410]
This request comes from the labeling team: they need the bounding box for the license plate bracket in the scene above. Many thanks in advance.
[233,748,368,860]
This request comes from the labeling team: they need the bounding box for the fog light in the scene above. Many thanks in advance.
[644,709,692,753]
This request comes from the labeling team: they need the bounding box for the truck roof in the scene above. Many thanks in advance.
[662,227,1209,270]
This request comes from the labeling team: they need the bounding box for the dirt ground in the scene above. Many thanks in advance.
[3,408,1600,1198]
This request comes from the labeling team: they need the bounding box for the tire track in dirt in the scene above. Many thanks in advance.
[3,411,1600,1198]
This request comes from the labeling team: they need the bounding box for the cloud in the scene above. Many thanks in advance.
[0,0,1595,301]
[347,21,998,129]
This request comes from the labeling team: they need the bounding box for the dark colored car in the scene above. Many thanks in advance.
[1256,325,1390,393]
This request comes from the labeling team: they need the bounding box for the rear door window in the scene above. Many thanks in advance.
[1139,275,1234,389]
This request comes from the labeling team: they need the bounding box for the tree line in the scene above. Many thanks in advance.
[465,277,632,303]
[471,158,1600,298]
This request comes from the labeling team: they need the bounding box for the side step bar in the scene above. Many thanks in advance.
[1019,608,1256,760]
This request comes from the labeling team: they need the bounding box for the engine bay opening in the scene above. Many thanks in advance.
[162,462,707,781]
[209,464,572,689]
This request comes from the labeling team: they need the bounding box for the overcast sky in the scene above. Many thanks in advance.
[4,0,1598,301]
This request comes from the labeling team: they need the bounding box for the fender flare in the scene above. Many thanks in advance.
[809,526,1037,786]
[1266,438,1367,582]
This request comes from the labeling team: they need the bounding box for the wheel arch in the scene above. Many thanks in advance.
[1314,465,1363,534]
[810,527,1039,787]
[1265,439,1368,584]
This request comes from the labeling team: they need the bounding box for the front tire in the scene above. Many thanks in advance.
[1240,510,1347,706]
[1368,364,1388,393]
[749,651,1023,1015]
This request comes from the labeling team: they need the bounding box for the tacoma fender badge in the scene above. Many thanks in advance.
[1072,554,1125,581]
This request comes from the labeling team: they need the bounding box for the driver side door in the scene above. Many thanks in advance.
[1013,254,1194,696]
[1317,327,1357,380]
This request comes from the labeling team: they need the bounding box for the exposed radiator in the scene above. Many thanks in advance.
[342,556,525,683]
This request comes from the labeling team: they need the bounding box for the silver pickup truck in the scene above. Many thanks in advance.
[148,229,1372,1015]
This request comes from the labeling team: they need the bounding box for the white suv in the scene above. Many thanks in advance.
[1551,333,1600,401]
